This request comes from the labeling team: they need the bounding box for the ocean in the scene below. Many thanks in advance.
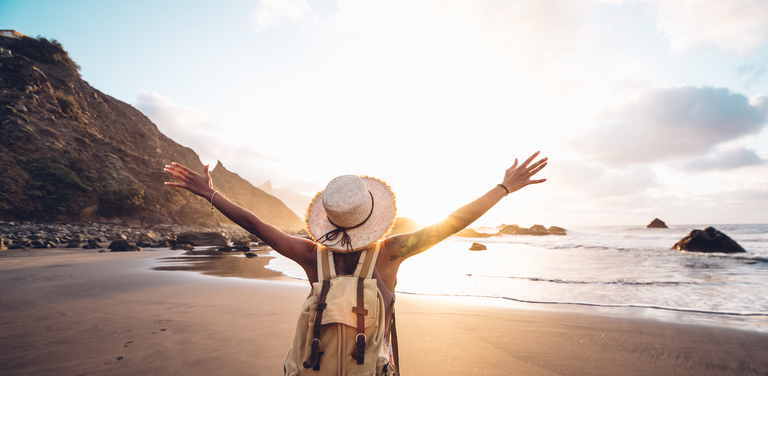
[266,224,768,329]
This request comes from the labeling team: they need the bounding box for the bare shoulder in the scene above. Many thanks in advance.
[382,225,449,262]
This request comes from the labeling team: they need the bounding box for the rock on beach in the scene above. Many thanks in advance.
[176,232,228,247]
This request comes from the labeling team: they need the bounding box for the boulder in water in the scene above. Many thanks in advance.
[647,218,668,229]
[671,227,745,253]
[469,242,487,251]
[548,226,566,235]
[529,225,551,236]
[499,224,525,235]
[454,228,499,238]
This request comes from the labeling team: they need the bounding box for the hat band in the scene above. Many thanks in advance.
[316,191,375,252]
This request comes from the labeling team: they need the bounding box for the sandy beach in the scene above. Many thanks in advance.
[1,248,767,376]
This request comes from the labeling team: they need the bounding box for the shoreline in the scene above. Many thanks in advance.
[2,248,768,375]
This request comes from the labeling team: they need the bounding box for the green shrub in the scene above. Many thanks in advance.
[98,185,145,217]
[7,36,81,74]
[55,91,85,124]
[24,155,90,215]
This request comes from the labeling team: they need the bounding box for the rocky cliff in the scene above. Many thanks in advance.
[0,35,303,232]
[210,161,303,231]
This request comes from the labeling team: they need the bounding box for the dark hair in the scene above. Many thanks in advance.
[333,250,363,275]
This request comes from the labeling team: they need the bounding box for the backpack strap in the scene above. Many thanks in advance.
[389,296,400,376]
[304,247,332,371]
[350,244,379,364]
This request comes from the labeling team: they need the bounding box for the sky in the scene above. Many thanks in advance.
[2,0,768,227]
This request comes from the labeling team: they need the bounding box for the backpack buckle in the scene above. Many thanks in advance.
[352,333,367,364]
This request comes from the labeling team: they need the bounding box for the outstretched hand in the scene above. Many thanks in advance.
[500,151,547,195]
[164,162,215,199]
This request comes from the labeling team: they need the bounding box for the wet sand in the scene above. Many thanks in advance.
[1,248,768,375]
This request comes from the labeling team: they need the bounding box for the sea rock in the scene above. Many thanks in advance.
[499,224,526,235]
[671,227,746,253]
[647,218,668,229]
[548,226,566,235]
[8,244,27,250]
[150,240,171,248]
[66,240,81,248]
[108,240,142,252]
[454,228,499,238]
[469,242,487,251]
[244,252,257,258]
[176,231,228,246]
[529,224,551,236]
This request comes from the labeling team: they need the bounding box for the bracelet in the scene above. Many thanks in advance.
[497,184,509,196]
[210,191,219,211]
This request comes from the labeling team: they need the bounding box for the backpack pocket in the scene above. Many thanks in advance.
[309,277,379,328]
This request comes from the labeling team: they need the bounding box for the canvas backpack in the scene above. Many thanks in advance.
[283,243,399,376]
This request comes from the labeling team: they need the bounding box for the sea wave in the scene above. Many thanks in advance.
[394,291,768,317]
[479,274,703,286]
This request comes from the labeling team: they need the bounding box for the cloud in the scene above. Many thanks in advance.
[331,0,601,93]
[133,91,229,163]
[250,0,312,31]
[738,58,768,91]
[682,143,766,172]
[551,158,658,198]
[608,0,768,54]
[568,86,768,165]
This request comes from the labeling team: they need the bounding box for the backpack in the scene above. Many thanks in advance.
[283,243,399,376]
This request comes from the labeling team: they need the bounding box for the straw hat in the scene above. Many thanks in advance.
[306,175,396,253]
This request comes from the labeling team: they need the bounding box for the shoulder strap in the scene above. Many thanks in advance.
[355,243,379,279]
[319,247,331,281]
[305,246,332,371]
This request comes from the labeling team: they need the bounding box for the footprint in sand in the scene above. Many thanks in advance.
[124,341,134,348]
[116,356,123,361]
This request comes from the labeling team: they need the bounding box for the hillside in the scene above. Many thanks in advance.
[0,35,303,231]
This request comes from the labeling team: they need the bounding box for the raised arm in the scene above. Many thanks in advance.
[164,163,316,270]
[382,151,547,263]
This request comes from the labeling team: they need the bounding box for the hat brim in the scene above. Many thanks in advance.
[306,176,396,253]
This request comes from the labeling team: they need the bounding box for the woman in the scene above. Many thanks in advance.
[164,151,547,374]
